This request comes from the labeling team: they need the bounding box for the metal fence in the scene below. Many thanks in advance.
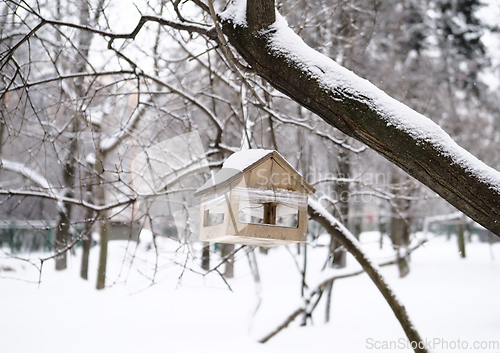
[0,220,57,253]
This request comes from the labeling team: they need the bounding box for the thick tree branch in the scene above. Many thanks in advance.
[259,238,426,343]
[220,0,500,236]
[259,307,305,344]
[308,199,426,353]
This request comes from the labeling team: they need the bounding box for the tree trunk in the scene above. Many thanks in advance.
[56,0,93,271]
[96,218,109,289]
[309,201,427,353]
[95,149,109,289]
[324,280,334,323]
[324,151,350,320]
[221,243,234,278]
[221,0,500,236]
[55,207,70,270]
[390,213,411,278]
[259,247,269,255]
[457,223,466,258]
[301,241,307,297]
[201,242,210,271]
[389,173,412,278]
[80,170,95,280]
[0,106,4,156]
[55,114,78,270]
[80,224,92,279]
[328,149,349,269]
[489,231,495,260]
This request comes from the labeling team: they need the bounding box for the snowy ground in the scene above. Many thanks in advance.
[1,232,499,353]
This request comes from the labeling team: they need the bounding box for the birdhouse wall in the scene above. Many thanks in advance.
[198,182,309,247]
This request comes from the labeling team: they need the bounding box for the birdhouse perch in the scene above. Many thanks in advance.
[194,150,315,247]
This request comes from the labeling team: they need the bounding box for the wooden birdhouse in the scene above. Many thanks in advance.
[194,150,315,247]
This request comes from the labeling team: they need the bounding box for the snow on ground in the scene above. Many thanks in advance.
[1,232,499,353]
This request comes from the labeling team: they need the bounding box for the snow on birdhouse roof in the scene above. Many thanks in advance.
[222,149,273,171]
[194,149,315,197]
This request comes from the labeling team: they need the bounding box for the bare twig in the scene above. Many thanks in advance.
[307,199,427,353]
[205,244,246,275]
[259,236,427,343]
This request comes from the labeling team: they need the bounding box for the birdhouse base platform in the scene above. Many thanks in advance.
[201,235,303,248]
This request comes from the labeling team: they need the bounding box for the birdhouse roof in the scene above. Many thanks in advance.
[194,149,316,197]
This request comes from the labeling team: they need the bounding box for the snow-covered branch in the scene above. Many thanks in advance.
[307,198,426,353]
[259,237,427,343]
[220,0,500,236]
[1,159,53,191]
[0,189,135,212]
